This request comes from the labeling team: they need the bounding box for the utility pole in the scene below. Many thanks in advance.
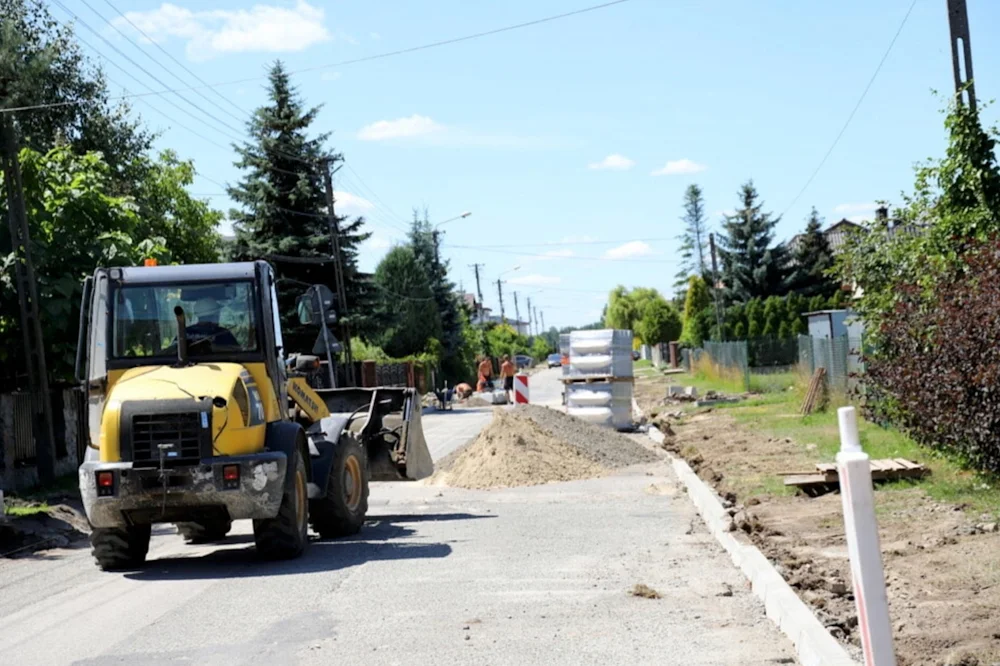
[432,230,441,266]
[526,297,533,336]
[469,263,485,323]
[323,159,355,387]
[513,292,522,336]
[1,113,56,484]
[708,233,725,341]
[541,311,546,333]
[496,278,506,323]
[947,0,976,111]
[533,306,539,336]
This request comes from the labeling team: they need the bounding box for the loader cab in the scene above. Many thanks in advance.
[77,261,288,452]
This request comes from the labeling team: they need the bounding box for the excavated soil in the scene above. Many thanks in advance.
[431,405,658,490]
[634,375,1000,666]
[1,498,90,558]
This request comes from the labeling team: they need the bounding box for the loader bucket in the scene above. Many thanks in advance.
[313,387,433,481]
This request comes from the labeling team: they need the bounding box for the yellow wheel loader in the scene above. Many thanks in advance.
[75,261,432,571]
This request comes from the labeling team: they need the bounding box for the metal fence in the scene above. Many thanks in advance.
[798,335,864,393]
[685,340,751,391]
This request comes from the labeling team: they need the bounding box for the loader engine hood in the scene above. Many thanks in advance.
[100,363,259,463]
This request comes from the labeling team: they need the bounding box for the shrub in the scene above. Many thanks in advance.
[865,240,1000,473]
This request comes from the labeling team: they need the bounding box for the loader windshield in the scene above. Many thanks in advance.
[111,281,259,360]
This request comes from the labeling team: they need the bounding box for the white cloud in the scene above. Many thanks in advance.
[604,241,654,260]
[334,191,374,216]
[370,32,382,40]
[366,233,393,251]
[560,234,596,243]
[588,154,635,171]
[651,158,707,176]
[507,274,562,287]
[320,71,341,82]
[357,115,444,141]
[113,1,331,61]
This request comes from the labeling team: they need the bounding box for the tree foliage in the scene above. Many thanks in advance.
[789,208,839,298]
[604,285,661,333]
[863,240,1000,473]
[373,247,441,358]
[674,184,709,294]
[635,296,682,346]
[717,180,790,302]
[0,147,168,384]
[679,275,712,346]
[228,61,375,352]
[0,0,153,186]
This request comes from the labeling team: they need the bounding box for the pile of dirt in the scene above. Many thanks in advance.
[1,497,89,558]
[432,405,658,490]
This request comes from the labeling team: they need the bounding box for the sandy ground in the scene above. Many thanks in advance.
[430,405,656,490]
[635,375,1000,666]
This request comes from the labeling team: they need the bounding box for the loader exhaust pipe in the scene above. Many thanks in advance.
[173,306,189,366]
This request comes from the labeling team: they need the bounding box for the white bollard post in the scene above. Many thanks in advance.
[837,406,896,666]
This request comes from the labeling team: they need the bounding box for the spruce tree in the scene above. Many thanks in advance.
[674,184,710,294]
[788,208,839,297]
[228,61,375,352]
[717,180,790,302]
[408,208,465,380]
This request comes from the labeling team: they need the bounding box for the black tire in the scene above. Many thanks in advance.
[176,519,232,544]
[253,449,309,560]
[309,433,369,539]
[91,525,152,571]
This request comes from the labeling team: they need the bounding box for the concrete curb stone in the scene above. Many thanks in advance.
[643,416,857,666]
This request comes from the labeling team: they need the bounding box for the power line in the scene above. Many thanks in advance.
[2,0,632,114]
[780,0,918,218]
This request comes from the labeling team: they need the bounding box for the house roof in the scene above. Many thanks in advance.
[826,219,864,234]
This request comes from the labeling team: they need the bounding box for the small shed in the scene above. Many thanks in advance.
[804,309,863,340]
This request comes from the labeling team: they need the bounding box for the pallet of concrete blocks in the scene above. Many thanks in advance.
[565,380,633,430]
[559,333,571,376]
[567,329,634,378]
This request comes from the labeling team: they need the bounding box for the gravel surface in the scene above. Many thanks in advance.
[516,404,659,468]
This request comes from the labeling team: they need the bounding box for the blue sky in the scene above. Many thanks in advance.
[55,0,1000,329]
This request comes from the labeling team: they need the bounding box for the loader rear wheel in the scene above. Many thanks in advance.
[176,519,232,544]
[253,450,309,560]
[310,434,369,539]
[91,525,151,571]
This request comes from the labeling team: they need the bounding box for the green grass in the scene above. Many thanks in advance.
[675,371,1000,516]
[3,502,50,518]
[634,359,652,369]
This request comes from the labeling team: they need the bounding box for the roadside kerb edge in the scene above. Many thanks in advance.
[644,418,857,666]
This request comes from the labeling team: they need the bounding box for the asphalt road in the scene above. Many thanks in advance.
[0,370,795,665]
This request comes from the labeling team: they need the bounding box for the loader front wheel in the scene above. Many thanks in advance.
[310,434,369,539]
[91,524,151,571]
[253,450,309,560]
[176,519,232,544]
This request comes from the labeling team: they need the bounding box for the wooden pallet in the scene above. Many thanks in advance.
[782,458,928,496]
[560,375,634,384]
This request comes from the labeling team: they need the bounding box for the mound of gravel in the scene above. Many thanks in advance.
[516,404,658,468]
[431,405,658,490]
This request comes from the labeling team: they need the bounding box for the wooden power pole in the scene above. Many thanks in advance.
[496,278,506,323]
[708,233,725,341]
[0,114,56,483]
[323,159,355,387]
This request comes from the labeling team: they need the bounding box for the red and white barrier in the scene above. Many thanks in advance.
[837,406,896,666]
[514,373,529,404]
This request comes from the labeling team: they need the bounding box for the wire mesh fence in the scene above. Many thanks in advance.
[798,335,864,393]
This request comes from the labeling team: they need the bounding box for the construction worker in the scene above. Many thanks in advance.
[476,356,494,393]
[500,354,517,403]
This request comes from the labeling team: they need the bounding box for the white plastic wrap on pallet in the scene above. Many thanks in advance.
[567,353,633,378]
[567,405,631,429]
[568,329,633,355]
[565,382,632,408]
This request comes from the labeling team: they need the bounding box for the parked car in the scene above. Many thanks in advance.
[514,354,533,369]
[632,350,641,361]
[546,353,562,368]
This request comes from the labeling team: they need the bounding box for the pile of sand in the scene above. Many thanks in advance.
[431,406,658,490]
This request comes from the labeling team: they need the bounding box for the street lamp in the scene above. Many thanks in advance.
[431,211,472,264]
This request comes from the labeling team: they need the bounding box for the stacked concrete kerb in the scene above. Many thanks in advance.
[564,329,634,430]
